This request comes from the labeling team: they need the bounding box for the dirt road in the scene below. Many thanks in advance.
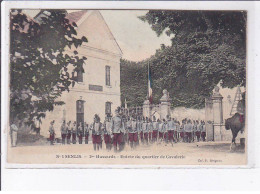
[7,141,247,166]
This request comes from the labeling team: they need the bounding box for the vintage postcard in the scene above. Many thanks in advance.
[5,8,247,167]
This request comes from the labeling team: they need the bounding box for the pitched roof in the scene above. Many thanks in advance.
[66,10,88,24]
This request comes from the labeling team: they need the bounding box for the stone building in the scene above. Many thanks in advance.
[37,10,122,137]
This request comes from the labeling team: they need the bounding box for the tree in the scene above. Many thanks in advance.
[120,59,147,107]
[10,10,88,126]
[121,11,246,108]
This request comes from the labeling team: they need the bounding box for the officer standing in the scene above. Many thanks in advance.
[10,121,19,147]
[111,109,124,152]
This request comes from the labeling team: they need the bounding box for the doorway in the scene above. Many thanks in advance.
[76,100,84,132]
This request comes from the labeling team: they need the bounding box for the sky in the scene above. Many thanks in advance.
[23,10,172,62]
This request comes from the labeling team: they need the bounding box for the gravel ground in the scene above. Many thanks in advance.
[7,140,247,166]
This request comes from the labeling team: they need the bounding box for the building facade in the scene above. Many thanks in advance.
[40,10,122,137]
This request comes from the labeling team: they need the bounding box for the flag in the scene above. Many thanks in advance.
[148,62,152,104]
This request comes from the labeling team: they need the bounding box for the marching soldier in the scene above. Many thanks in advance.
[192,120,196,142]
[126,116,131,145]
[72,121,77,144]
[180,119,186,142]
[49,120,55,145]
[66,121,72,144]
[78,122,84,144]
[172,118,178,143]
[111,109,124,152]
[143,117,149,145]
[163,119,168,144]
[158,119,165,144]
[200,120,206,141]
[152,117,159,143]
[184,119,193,143]
[129,116,138,149]
[10,121,19,147]
[148,118,153,143]
[121,115,127,150]
[103,114,113,150]
[137,116,143,144]
[91,114,103,151]
[195,120,201,142]
[166,116,174,146]
[60,120,67,145]
[84,122,89,144]
[176,120,181,142]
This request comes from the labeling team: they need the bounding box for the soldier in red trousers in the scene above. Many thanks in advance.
[152,117,159,143]
[103,114,113,150]
[200,120,206,141]
[194,120,201,142]
[84,122,89,144]
[143,117,149,145]
[128,116,138,149]
[66,121,72,144]
[111,109,124,152]
[166,116,174,146]
[78,122,83,144]
[91,114,103,151]
[72,121,77,144]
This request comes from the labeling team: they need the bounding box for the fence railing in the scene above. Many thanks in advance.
[120,106,143,117]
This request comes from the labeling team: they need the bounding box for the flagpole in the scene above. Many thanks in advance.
[148,61,150,104]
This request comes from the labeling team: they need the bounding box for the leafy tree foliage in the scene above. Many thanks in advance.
[121,11,246,108]
[10,10,88,125]
[120,59,147,107]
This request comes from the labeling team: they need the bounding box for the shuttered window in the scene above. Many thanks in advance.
[77,70,83,83]
[105,66,111,86]
[105,102,111,115]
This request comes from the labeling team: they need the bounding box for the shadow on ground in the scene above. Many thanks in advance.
[195,142,245,153]
[17,130,48,146]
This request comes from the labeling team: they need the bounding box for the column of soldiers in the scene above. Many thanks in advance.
[48,108,206,151]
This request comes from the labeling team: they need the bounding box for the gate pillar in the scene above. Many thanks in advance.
[211,86,224,141]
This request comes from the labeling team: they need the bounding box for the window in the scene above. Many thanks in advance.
[77,70,83,83]
[76,100,84,113]
[105,66,111,86]
[105,102,112,115]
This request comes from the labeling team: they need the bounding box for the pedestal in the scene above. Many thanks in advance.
[160,89,171,120]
